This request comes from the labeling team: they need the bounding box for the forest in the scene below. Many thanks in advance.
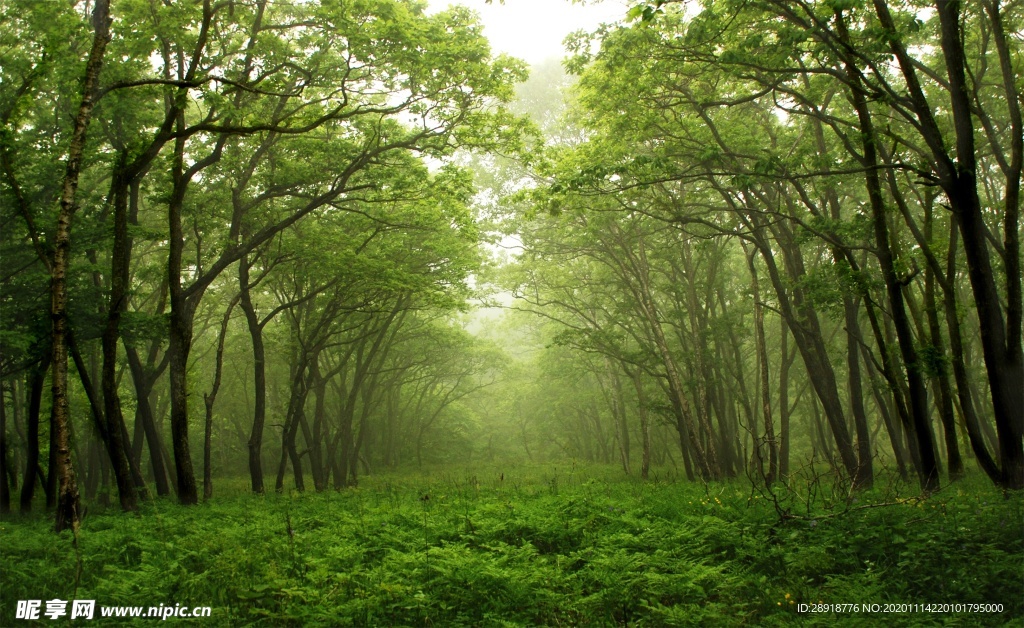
[0,0,1021,625]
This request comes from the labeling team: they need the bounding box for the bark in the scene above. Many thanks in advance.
[276,357,311,492]
[678,242,727,475]
[336,399,355,485]
[935,0,1023,489]
[653,305,712,478]
[124,346,171,495]
[713,272,741,478]
[349,370,382,487]
[298,409,319,487]
[120,182,169,495]
[21,358,48,513]
[778,318,793,477]
[203,296,238,500]
[745,246,777,485]
[630,368,651,480]
[924,205,964,479]
[239,255,269,493]
[677,409,695,482]
[944,222,1001,479]
[49,0,111,531]
[67,331,147,501]
[800,75,874,488]
[602,359,630,475]
[843,297,874,489]
[130,405,144,469]
[310,365,329,491]
[867,298,926,477]
[337,300,406,486]
[809,394,836,468]
[837,8,938,489]
[707,345,737,475]
[165,107,211,505]
[867,361,909,481]
[6,380,23,496]
[696,115,859,479]
[161,6,223,505]
[595,223,711,476]
[748,217,860,480]
[100,164,140,512]
[636,240,715,477]
[983,1,1022,381]
[348,404,368,486]
[46,407,57,509]
[868,0,1022,487]
[119,417,148,494]
[1,384,10,513]
[167,293,198,504]
[381,384,399,468]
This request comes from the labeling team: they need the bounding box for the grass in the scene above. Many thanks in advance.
[1,464,1021,626]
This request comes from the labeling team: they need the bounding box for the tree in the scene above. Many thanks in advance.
[47,0,112,531]
[4,0,527,507]
[615,0,1020,488]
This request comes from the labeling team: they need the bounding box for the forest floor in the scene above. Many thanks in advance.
[1,464,1021,626]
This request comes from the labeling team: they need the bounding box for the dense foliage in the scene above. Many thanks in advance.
[0,0,528,525]
[495,0,1022,495]
[3,466,1021,625]
[1,0,1022,623]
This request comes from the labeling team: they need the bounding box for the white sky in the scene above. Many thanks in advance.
[426,0,628,65]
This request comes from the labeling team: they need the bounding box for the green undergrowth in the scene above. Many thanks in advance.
[2,465,1021,626]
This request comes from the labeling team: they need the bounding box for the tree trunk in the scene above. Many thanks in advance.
[124,346,171,495]
[349,379,378,487]
[678,243,720,476]
[868,0,1022,488]
[843,296,874,489]
[166,112,198,505]
[100,170,140,512]
[630,369,651,480]
[935,0,1022,489]
[239,255,269,494]
[943,223,1000,479]
[21,358,48,512]
[603,360,630,475]
[837,8,938,489]
[46,408,57,508]
[167,297,198,505]
[778,317,794,477]
[745,246,777,485]
[48,0,111,532]
[869,369,909,481]
[6,380,22,497]
[749,219,860,480]
[310,367,329,491]
[637,258,714,477]
[277,357,311,492]
[923,205,964,480]
[1,384,10,514]
[203,297,237,500]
